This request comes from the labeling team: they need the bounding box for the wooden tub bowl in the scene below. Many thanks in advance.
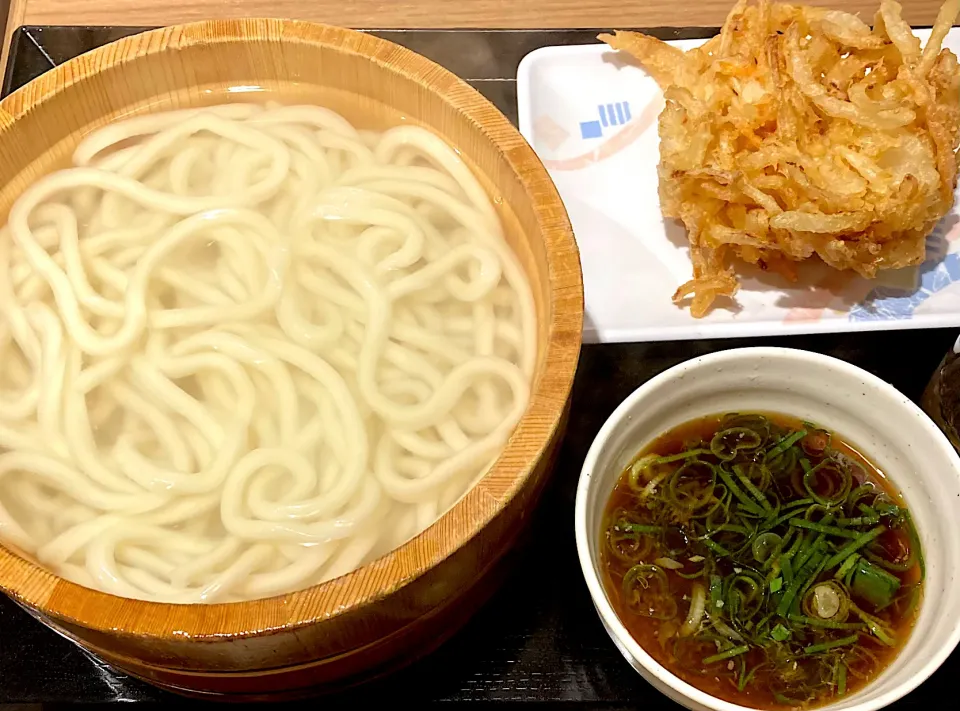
[0,20,583,700]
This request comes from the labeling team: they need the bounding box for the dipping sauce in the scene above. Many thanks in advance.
[600,413,923,710]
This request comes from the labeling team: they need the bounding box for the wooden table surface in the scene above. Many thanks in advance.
[1,0,950,31]
[0,1,951,118]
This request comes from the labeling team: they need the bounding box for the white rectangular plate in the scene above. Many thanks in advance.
[517,30,960,343]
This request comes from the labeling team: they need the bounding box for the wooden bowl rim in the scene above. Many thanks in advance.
[0,18,583,640]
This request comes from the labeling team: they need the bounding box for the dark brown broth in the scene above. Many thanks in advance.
[600,413,922,710]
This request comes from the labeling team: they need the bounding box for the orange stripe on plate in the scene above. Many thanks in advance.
[783,271,855,323]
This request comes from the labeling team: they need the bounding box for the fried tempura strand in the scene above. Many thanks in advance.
[602,0,960,317]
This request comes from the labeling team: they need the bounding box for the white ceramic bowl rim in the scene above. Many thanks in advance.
[575,346,960,711]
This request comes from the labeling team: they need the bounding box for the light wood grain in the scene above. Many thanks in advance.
[0,18,583,698]
[1,1,952,88]
[1,0,24,90]
[6,0,954,30]
[0,1,9,46]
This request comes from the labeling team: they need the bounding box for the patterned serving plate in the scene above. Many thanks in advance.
[517,30,960,343]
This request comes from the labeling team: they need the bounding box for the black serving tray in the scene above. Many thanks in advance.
[0,24,958,709]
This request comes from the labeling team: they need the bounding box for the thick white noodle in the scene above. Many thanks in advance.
[0,103,535,603]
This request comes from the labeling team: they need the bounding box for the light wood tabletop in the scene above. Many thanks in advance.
[2,0,950,31]
[0,1,952,88]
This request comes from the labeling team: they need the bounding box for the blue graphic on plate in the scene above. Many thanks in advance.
[580,101,631,140]
[849,222,960,321]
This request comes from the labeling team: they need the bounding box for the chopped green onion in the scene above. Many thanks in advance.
[715,465,765,515]
[702,538,733,557]
[738,663,759,692]
[851,605,896,646]
[617,522,663,535]
[770,623,791,641]
[703,644,750,664]
[863,545,915,573]
[782,497,816,511]
[802,458,853,508]
[788,518,860,539]
[651,449,711,465]
[788,614,865,630]
[904,510,925,583]
[850,558,901,608]
[781,554,794,584]
[874,499,902,519]
[604,413,921,701]
[777,550,824,617]
[752,532,782,563]
[783,529,805,559]
[766,430,808,460]
[824,526,887,570]
[804,634,859,655]
[835,515,880,526]
[667,460,717,510]
[792,531,818,572]
[834,553,860,582]
[710,428,762,461]
[899,585,922,618]
[709,574,723,610]
[733,463,773,512]
[766,508,806,531]
[627,454,659,491]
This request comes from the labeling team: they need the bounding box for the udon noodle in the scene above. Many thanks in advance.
[0,102,535,603]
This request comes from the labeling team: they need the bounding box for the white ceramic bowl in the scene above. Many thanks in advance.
[575,347,960,711]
